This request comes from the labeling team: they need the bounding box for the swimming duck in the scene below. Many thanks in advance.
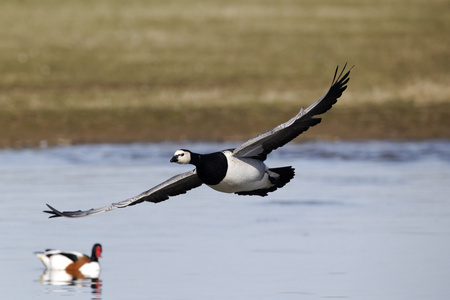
[45,65,352,218]
[35,244,102,277]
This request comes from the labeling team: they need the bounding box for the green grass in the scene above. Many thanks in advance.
[1,0,449,147]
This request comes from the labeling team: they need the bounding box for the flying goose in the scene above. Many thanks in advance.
[35,244,102,277]
[45,64,352,218]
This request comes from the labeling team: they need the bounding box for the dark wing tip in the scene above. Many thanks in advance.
[332,63,354,86]
[301,63,353,118]
[44,204,63,218]
[44,204,84,218]
[327,63,354,101]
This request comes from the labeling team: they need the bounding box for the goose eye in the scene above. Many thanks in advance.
[180,153,184,157]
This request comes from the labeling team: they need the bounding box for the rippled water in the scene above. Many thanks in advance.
[0,141,449,299]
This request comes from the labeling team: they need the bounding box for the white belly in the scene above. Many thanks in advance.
[208,154,272,193]
[79,262,101,278]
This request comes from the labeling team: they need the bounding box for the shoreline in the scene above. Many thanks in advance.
[3,101,449,149]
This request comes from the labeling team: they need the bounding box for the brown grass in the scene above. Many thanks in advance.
[1,0,449,148]
[2,101,449,148]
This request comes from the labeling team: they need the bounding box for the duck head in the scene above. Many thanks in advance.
[91,243,102,261]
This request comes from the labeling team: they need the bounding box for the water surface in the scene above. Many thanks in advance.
[0,141,449,299]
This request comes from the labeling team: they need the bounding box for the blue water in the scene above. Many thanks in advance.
[0,141,449,299]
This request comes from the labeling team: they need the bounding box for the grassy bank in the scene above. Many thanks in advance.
[1,0,449,148]
[2,102,449,148]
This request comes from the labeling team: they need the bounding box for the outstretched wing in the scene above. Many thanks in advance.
[233,64,352,161]
[45,169,202,218]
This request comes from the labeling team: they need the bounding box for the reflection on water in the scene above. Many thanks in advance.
[38,269,101,296]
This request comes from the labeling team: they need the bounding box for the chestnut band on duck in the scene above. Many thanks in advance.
[45,64,352,218]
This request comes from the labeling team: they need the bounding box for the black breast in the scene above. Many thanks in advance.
[194,152,228,185]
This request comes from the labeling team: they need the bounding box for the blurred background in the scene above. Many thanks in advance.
[1,1,450,299]
[1,0,449,148]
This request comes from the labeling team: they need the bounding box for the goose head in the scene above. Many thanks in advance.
[170,149,191,164]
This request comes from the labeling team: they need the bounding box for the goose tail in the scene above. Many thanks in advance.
[268,166,295,188]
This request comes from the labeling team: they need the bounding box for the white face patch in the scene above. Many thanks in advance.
[173,150,191,164]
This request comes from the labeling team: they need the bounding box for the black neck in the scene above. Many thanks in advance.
[91,245,101,261]
[189,151,228,185]
[189,151,202,166]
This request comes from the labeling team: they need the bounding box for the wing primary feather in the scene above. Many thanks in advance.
[331,65,339,85]
[336,62,347,84]
[44,205,64,218]
[233,64,353,160]
[45,203,113,218]
[45,170,202,218]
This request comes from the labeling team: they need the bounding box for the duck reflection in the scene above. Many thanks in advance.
[38,268,102,294]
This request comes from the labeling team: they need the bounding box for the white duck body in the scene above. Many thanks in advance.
[78,261,100,276]
[208,150,271,193]
[35,244,102,279]
[36,250,83,270]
